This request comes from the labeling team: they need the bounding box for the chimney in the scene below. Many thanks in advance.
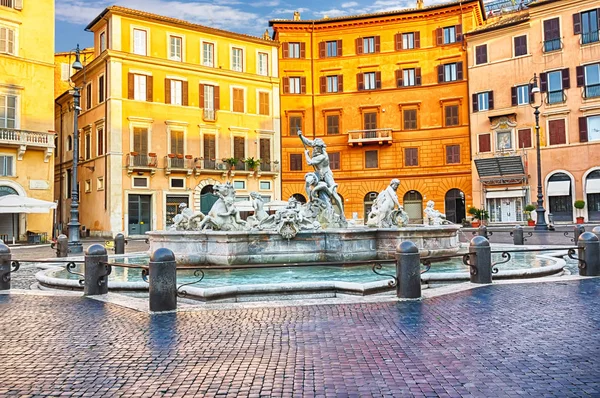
[417,0,424,9]
[293,11,301,20]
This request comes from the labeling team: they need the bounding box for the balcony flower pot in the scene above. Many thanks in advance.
[167,153,176,159]
[176,154,184,159]
[244,157,261,171]
[471,220,481,228]
[130,151,139,156]
[185,155,193,159]
[222,157,238,170]
[148,153,157,157]
[527,219,535,226]
[576,216,585,224]
[524,204,536,227]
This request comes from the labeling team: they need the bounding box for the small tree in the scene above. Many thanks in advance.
[574,200,585,210]
[524,204,536,220]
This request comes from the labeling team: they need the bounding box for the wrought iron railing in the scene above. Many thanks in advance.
[584,84,600,99]
[582,30,599,45]
[0,0,14,8]
[543,38,562,53]
[546,90,565,105]
[126,153,158,168]
[0,128,54,147]
[166,156,192,169]
[203,109,216,121]
[259,161,280,173]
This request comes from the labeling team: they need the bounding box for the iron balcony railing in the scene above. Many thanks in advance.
[543,38,562,53]
[165,156,192,170]
[347,128,393,145]
[194,158,228,173]
[126,153,157,168]
[203,108,216,121]
[582,30,600,45]
[0,0,14,7]
[259,161,280,173]
[547,90,566,105]
[0,128,55,148]
[584,84,600,99]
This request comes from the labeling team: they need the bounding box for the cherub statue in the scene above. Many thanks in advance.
[367,179,408,227]
[423,200,449,225]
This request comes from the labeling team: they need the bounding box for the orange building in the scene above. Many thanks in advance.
[270,0,485,224]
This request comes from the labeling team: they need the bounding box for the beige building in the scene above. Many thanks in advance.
[466,0,600,224]
[0,0,55,242]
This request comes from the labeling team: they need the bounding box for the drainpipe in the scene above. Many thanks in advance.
[55,99,64,236]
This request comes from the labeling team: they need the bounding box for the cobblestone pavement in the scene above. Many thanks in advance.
[1,279,598,397]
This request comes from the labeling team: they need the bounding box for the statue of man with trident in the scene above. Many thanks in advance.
[298,130,346,224]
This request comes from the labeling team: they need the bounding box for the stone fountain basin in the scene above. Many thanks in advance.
[147,225,461,266]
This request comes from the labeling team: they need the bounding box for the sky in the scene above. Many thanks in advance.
[54,0,453,52]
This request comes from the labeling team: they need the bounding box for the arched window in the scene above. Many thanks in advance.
[291,193,307,203]
[363,191,378,223]
[66,135,73,151]
[403,190,423,224]
[547,173,572,222]
[444,189,465,224]
[586,170,600,221]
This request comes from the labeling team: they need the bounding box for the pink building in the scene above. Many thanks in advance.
[466,0,600,224]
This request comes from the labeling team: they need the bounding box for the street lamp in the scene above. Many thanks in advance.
[67,44,84,253]
[529,73,548,230]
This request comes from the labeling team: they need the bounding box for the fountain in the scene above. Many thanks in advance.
[147,131,461,265]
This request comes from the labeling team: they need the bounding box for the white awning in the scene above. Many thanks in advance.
[486,189,526,199]
[547,180,571,197]
[586,178,600,194]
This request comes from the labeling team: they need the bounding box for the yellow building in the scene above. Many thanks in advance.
[0,0,55,242]
[270,0,485,224]
[56,6,281,237]
[54,48,94,99]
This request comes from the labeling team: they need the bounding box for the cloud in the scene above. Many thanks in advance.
[250,0,280,7]
[341,1,358,7]
[314,9,348,18]
[270,7,310,16]
[56,0,263,35]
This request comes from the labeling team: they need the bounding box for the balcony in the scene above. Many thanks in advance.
[546,90,566,105]
[584,84,600,99]
[193,157,228,176]
[203,108,216,122]
[165,155,193,176]
[0,128,55,162]
[582,30,599,45]
[126,152,157,175]
[257,161,280,177]
[347,128,393,146]
[543,38,562,53]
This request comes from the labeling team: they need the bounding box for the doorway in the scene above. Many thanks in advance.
[444,189,465,224]
[128,194,151,235]
[200,185,219,214]
[403,191,423,224]
[166,195,189,227]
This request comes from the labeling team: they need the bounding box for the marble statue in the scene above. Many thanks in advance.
[257,196,320,239]
[169,202,205,231]
[366,179,409,228]
[196,182,246,231]
[246,192,269,227]
[423,200,449,225]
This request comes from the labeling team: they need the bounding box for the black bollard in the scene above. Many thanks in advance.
[592,226,600,240]
[577,232,599,277]
[114,233,126,255]
[84,244,109,296]
[396,241,421,299]
[56,234,68,257]
[512,225,524,245]
[574,224,585,245]
[0,243,11,291]
[149,248,177,312]
[469,236,492,284]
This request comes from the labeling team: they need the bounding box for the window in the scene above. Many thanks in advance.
[518,128,532,148]
[363,112,377,130]
[578,115,600,142]
[232,47,243,72]
[0,26,16,55]
[403,109,417,130]
[363,37,375,53]
[442,26,461,44]
[496,131,512,150]
[290,153,303,171]
[1,0,22,10]
[514,35,527,57]
[60,63,70,82]
[579,63,600,99]
[548,119,566,145]
[327,76,338,93]
[288,42,301,58]
[133,29,147,56]
[200,84,218,121]
[543,70,567,104]
[85,84,92,110]
[232,88,244,112]
[66,135,72,151]
[133,127,148,155]
[100,31,106,52]
[365,150,378,168]
[170,178,185,189]
[170,79,183,106]
[66,169,72,198]
[328,152,340,170]
[443,63,457,82]
[259,181,271,190]
[97,177,104,191]
[512,84,531,106]
[203,134,216,160]
[361,72,380,90]
[258,52,268,76]
[133,177,148,188]
[403,69,415,87]
[0,155,13,176]
[403,33,414,49]
[0,94,17,128]
[575,9,599,45]
[326,41,338,57]
[233,137,245,166]
[98,75,105,103]
[437,62,464,83]
[289,116,302,135]
[169,36,182,61]
[327,115,339,135]
[259,138,271,168]
[85,180,91,193]
[258,92,269,115]
[473,91,493,112]
[396,68,421,87]
[85,132,91,160]
[170,130,184,155]
[202,42,214,67]
[133,74,147,101]
[445,105,459,127]
[405,148,418,166]
[97,127,104,156]
[543,18,561,52]
[478,134,491,153]
[446,145,460,164]
[475,44,487,65]
[287,77,303,94]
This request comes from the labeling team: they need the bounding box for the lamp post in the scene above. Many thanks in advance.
[529,73,548,230]
[67,45,84,253]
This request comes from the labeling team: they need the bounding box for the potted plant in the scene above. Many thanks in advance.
[148,152,157,157]
[130,151,139,156]
[185,154,193,159]
[574,200,586,224]
[524,204,536,226]
[167,153,176,158]
[222,157,239,169]
[467,206,480,227]
[176,153,184,159]
[244,157,261,171]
